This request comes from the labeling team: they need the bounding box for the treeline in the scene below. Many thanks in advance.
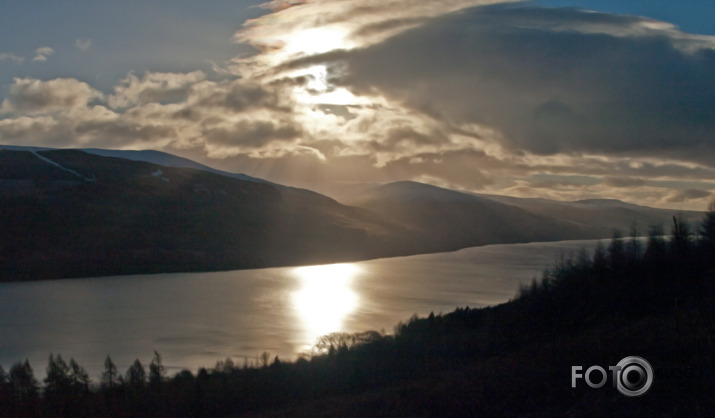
[1,208,714,416]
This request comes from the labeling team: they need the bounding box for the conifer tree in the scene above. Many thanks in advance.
[126,359,146,387]
[101,355,119,389]
[149,351,166,386]
[44,353,71,396]
[69,358,90,393]
[699,200,715,262]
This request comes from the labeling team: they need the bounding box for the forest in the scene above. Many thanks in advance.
[1,206,714,416]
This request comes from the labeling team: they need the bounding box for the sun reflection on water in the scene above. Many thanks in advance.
[291,263,360,349]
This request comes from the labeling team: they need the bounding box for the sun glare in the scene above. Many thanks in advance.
[304,65,329,92]
[291,264,360,348]
[283,27,353,56]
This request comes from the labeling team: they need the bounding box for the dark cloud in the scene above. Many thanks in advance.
[334,4,715,162]
[665,188,711,203]
[191,81,290,114]
[603,176,646,188]
[205,119,301,148]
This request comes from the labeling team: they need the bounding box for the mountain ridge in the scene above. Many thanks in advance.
[0,148,410,281]
[0,146,704,281]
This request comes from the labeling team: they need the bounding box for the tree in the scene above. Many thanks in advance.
[9,360,39,416]
[699,200,715,262]
[671,215,692,258]
[10,360,38,397]
[608,229,625,271]
[126,359,146,387]
[626,221,642,262]
[44,353,71,396]
[592,241,607,274]
[260,351,271,368]
[149,351,165,386]
[214,357,235,373]
[69,358,90,393]
[0,364,9,413]
[644,225,667,266]
[101,355,118,389]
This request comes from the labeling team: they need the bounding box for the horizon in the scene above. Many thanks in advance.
[2,0,714,211]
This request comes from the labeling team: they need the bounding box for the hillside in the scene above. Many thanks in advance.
[345,181,603,252]
[2,148,703,281]
[0,149,406,281]
[474,193,702,236]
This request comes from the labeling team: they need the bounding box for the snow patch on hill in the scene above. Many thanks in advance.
[30,150,95,182]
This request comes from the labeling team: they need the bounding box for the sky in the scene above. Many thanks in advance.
[1,0,714,210]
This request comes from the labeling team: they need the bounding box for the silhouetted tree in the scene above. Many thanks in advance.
[699,200,715,266]
[214,357,235,373]
[149,351,165,386]
[69,358,90,393]
[0,364,10,417]
[608,229,625,272]
[627,221,642,262]
[260,352,271,368]
[644,225,667,263]
[671,214,692,259]
[126,359,146,387]
[44,354,71,397]
[101,355,118,390]
[9,360,39,416]
[592,241,607,275]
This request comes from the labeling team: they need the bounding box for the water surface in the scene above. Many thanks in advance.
[0,239,602,379]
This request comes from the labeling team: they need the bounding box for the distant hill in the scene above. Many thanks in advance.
[472,192,702,236]
[343,181,601,253]
[344,181,704,252]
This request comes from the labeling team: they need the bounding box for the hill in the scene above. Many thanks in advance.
[345,181,644,252]
[474,192,702,236]
[2,147,704,281]
[0,149,406,281]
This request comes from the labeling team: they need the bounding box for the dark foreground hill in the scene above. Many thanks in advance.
[0,149,406,281]
[2,208,713,416]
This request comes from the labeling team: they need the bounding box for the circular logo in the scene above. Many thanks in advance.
[615,356,653,396]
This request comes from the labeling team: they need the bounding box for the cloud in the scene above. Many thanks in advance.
[603,177,647,188]
[236,0,518,70]
[0,78,103,115]
[329,4,715,163]
[75,38,92,51]
[32,46,55,62]
[0,52,24,64]
[108,71,206,109]
[664,188,711,203]
[203,119,302,149]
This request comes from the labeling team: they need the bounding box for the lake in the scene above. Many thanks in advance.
[0,239,603,379]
